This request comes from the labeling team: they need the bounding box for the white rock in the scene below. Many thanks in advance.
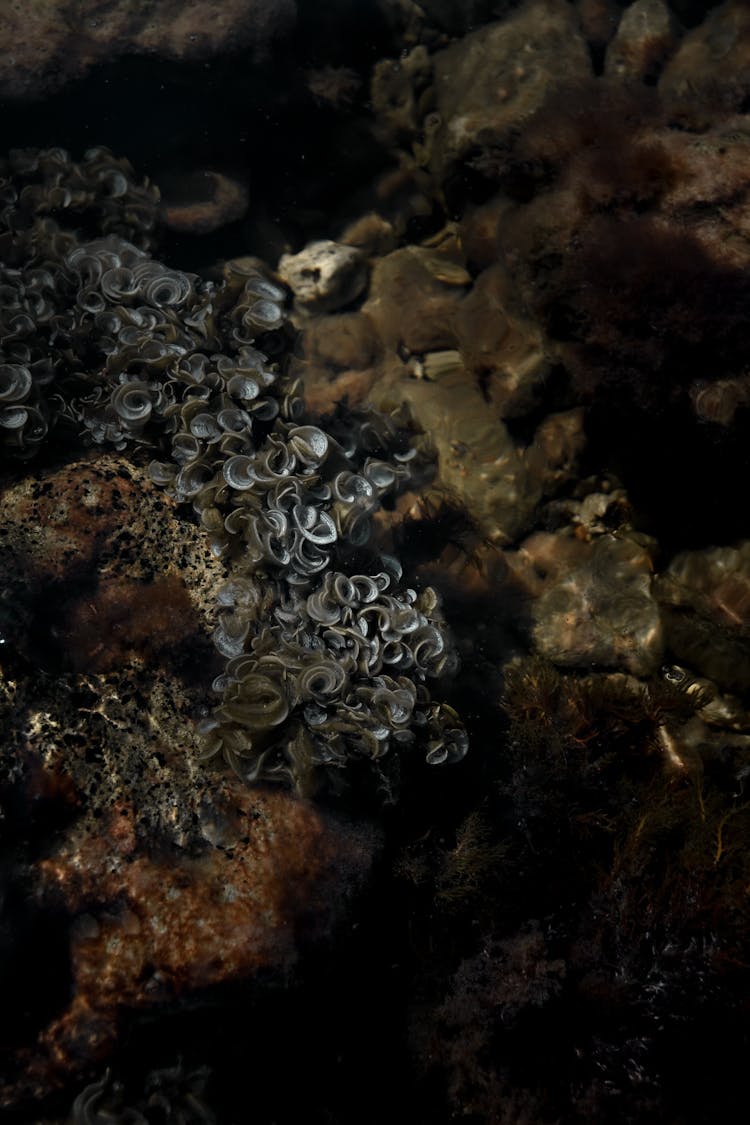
[278,240,367,314]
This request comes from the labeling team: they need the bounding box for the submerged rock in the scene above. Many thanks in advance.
[426,0,591,181]
[0,456,377,1107]
[605,0,680,83]
[656,541,750,693]
[278,239,368,315]
[0,0,297,99]
[660,0,750,113]
[531,533,663,675]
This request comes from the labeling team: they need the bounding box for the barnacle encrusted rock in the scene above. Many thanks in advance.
[0,0,297,99]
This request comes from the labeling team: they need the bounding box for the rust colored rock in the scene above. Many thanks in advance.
[6,786,373,1105]
[0,0,297,100]
[0,454,377,1108]
[0,455,223,671]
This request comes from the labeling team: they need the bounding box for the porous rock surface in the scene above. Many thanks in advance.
[278,239,368,315]
[0,0,297,99]
[0,455,377,1107]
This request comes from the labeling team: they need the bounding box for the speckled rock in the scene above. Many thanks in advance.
[425,0,591,181]
[278,240,368,315]
[531,533,663,675]
[0,455,377,1107]
[605,0,680,83]
[0,0,297,100]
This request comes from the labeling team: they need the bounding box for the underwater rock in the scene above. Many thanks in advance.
[370,45,433,149]
[0,456,377,1107]
[574,0,621,55]
[655,541,750,693]
[372,354,543,545]
[0,456,222,614]
[531,533,663,675]
[278,239,368,315]
[0,0,297,100]
[483,75,750,547]
[659,0,750,114]
[425,0,591,182]
[300,311,381,413]
[453,262,549,419]
[605,0,680,83]
[303,310,381,374]
[363,244,468,354]
[340,211,398,257]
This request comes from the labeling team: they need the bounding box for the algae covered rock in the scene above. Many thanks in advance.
[532,533,663,675]
[426,0,591,181]
[0,0,297,99]
[0,455,377,1107]
[605,0,681,83]
[656,541,750,693]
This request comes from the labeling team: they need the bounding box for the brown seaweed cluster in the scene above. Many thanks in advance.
[0,146,466,796]
[201,562,465,791]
